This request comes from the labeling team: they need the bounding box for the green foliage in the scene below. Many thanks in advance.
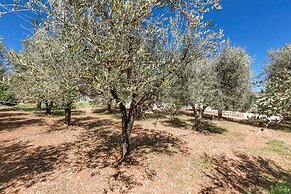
[0,82,14,101]
[189,59,222,108]
[266,139,290,156]
[8,28,84,108]
[0,39,14,102]
[12,103,38,111]
[74,102,95,109]
[163,58,222,113]
[2,1,219,114]
[18,0,222,116]
[161,17,223,112]
[215,43,253,111]
[257,45,291,117]
[268,181,291,194]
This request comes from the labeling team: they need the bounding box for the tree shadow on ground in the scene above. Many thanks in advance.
[0,140,70,193]
[0,117,45,132]
[65,119,189,192]
[70,119,189,168]
[93,108,119,114]
[103,125,189,192]
[93,108,122,119]
[0,117,29,122]
[73,116,117,130]
[0,112,29,118]
[199,152,291,194]
[201,121,227,134]
[5,107,39,112]
[223,117,291,132]
[131,125,189,155]
[1,105,86,116]
[33,110,85,117]
[45,115,115,133]
[142,110,168,120]
[0,116,189,193]
[106,168,143,192]
[161,117,190,129]
[162,117,226,134]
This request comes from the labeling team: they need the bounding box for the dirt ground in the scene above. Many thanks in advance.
[0,106,290,194]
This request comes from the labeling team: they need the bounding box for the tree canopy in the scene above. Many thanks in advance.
[0,39,14,102]
[215,43,253,112]
[257,45,291,117]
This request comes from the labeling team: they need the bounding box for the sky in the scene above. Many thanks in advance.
[207,0,291,78]
[1,0,291,79]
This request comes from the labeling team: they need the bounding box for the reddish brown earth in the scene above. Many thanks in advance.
[0,107,290,193]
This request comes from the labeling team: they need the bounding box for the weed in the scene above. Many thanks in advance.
[268,181,291,194]
[192,153,212,170]
[266,140,290,156]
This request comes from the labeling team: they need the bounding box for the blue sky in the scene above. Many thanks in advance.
[1,0,291,79]
[208,0,291,79]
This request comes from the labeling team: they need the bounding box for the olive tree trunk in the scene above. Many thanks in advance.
[45,101,53,115]
[218,109,222,119]
[119,102,135,163]
[64,103,72,125]
[135,105,143,120]
[106,98,113,113]
[37,101,42,110]
[192,104,207,130]
[107,98,113,113]
[192,104,201,129]
[195,110,202,129]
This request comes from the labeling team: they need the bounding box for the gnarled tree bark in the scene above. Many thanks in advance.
[135,105,143,120]
[45,101,53,115]
[107,98,113,113]
[119,101,135,162]
[218,109,222,119]
[110,89,136,163]
[37,101,42,110]
[192,104,200,129]
[192,104,207,130]
[64,103,72,125]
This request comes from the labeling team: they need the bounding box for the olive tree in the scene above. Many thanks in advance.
[189,59,222,128]
[164,57,222,129]
[8,31,59,114]
[8,29,84,125]
[161,13,223,129]
[0,39,13,102]
[257,45,291,118]
[214,43,253,118]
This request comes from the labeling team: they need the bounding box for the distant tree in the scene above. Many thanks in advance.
[265,45,291,79]
[8,31,58,113]
[164,57,222,129]
[8,29,84,125]
[189,59,222,129]
[257,45,291,118]
[215,43,253,118]
[0,39,14,102]
[161,14,223,129]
